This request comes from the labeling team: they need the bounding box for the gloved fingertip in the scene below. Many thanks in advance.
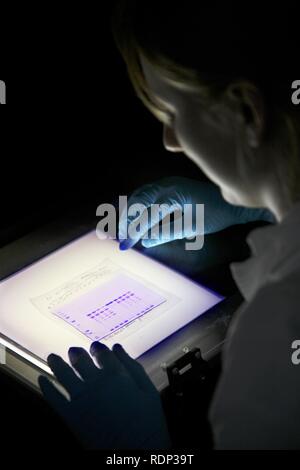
[119,242,128,251]
[68,347,85,364]
[119,239,134,251]
[47,353,60,364]
[90,341,108,355]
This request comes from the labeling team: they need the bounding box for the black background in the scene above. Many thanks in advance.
[0,3,202,247]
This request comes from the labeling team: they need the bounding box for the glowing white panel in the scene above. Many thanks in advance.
[0,231,223,369]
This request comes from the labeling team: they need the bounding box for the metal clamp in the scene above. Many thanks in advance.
[165,347,208,395]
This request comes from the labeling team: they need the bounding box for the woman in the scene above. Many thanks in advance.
[112,1,300,450]
[39,1,300,449]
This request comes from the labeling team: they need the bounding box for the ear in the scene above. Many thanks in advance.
[226,81,265,149]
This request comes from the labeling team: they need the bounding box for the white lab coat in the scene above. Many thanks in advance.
[210,201,300,449]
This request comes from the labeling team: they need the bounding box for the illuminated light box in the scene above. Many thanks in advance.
[0,231,224,374]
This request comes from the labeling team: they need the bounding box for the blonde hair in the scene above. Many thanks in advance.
[112,2,229,123]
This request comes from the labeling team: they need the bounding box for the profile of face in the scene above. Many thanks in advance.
[140,55,267,208]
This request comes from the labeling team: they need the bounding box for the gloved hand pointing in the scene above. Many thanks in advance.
[119,176,274,250]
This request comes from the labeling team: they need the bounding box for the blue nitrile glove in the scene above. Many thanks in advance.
[119,176,275,250]
[38,343,171,450]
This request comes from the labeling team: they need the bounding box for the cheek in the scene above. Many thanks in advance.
[175,106,239,187]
